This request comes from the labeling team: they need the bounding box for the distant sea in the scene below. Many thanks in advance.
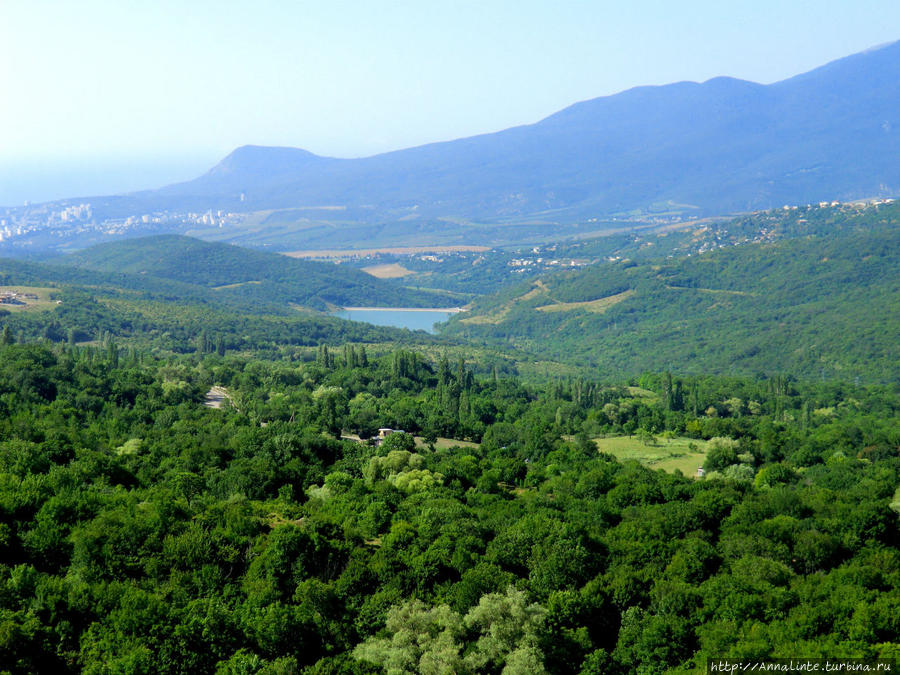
[0,157,212,207]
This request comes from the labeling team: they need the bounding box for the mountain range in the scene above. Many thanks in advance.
[137,40,900,217]
[4,40,900,251]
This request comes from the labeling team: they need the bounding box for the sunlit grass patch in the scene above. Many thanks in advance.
[0,286,59,312]
[592,434,711,476]
[535,289,635,313]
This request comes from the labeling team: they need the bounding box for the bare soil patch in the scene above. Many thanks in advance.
[362,263,414,278]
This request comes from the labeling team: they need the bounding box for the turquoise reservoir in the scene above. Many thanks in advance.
[332,308,460,333]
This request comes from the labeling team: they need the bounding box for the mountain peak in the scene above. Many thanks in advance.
[210,145,326,176]
[132,40,900,231]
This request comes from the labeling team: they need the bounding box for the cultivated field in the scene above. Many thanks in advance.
[592,435,710,476]
[282,245,490,258]
[414,436,480,450]
[0,286,58,312]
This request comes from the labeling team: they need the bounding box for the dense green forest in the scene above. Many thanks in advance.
[0,338,897,673]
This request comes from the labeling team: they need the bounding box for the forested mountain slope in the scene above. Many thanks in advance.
[443,204,900,384]
[0,251,456,355]
[59,235,456,310]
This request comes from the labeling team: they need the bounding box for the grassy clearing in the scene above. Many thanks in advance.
[625,386,658,400]
[521,281,550,300]
[0,286,59,312]
[665,285,753,296]
[460,307,511,325]
[461,281,549,325]
[414,436,480,450]
[212,280,262,290]
[593,435,710,476]
[535,289,635,313]
[362,263,414,279]
[516,360,584,380]
[464,283,632,324]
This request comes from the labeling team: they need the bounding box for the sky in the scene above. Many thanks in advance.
[2,0,900,205]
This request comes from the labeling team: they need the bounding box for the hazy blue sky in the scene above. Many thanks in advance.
[2,0,899,204]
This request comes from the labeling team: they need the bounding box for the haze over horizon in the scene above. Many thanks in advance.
[2,1,900,205]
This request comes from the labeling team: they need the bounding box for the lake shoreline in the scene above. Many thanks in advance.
[332,307,464,333]
[339,306,467,313]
